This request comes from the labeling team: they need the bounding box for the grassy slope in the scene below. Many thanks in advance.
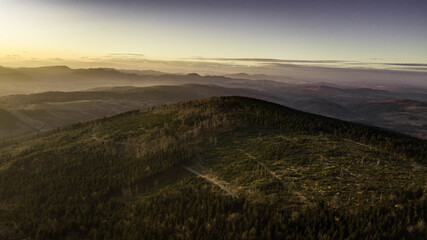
[0,97,426,239]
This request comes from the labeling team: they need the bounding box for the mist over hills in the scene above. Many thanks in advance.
[1,65,427,96]
[2,0,426,238]
[1,65,427,139]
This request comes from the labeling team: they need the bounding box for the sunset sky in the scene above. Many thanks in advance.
[0,0,426,71]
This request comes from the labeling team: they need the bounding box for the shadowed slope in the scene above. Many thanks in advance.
[0,97,426,239]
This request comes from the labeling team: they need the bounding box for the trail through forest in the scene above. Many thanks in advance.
[181,165,237,198]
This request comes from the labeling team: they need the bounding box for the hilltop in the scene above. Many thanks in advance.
[0,97,426,239]
[0,84,265,139]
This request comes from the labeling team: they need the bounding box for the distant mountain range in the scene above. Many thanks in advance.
[1,66,427,139]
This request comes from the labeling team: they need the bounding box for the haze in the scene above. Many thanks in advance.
[1,0,426,71]
[1,1,427,239]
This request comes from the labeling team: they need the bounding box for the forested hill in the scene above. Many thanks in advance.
[0,97,426,239]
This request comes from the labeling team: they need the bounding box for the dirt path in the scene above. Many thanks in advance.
[181,165,237,198]
[91,128,103,142]
[240,150,308,203]
[242,151,287,186]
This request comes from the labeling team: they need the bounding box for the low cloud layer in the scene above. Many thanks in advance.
[1,55,426,88]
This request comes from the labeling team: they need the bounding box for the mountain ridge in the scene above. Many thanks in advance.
[0,96,426,239]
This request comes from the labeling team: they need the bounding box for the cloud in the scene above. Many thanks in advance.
[3,55,21,60]
[191,57,427,73]
[192,57,347,64]
[385,63,427,67]
[106,53,145,58]
[48,58,66,62]
[1,53,426,76]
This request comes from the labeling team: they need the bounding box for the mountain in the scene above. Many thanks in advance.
[0,66,158,96]
[351,99,427,139]
[0,97,426,239]
[2,65,427,139]
[0,108,36,139]
[291,98,357,119]
[0,84,267,140]
[120,69,168,76]
[2,82,427,140]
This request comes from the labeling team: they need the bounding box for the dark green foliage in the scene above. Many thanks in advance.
[0,97,426,239]
[212,97,427,165]
[90,183,427,240]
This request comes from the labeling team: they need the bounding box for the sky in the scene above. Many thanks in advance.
[0,0,426,71]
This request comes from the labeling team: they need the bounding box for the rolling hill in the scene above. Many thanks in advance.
[0,97,426,239]
[0,84,266,140]
[2,65,427,139]
[0,108,35,139]
[1,81,427,141]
